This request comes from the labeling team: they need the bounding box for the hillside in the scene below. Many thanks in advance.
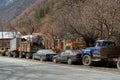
[7,0,120,46]
[0,0,16,8]
[0,0,36,23]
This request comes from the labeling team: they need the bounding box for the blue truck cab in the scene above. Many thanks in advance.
[82,40,116,66]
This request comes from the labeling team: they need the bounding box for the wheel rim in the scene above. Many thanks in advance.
[40,57,43,62]
[26,54,29,59]
[26,54,28,59]
[53,59,57,63]
[84,56,89,64]
[68,59,72,65]
[19,53,22,58]
[13,52,16,58]
[83,55,91,66]
[32,55,35,60]
[8,54,10,57]
[19,54,21,58]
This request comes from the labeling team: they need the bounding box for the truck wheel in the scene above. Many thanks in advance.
[13,52,17,58]
[40,57,44,62]
[32,55,35,60]
[0,53,2,56]
[8,54,10,57]
[1,53,4,56]
[117,57,120,69]
[5,52,8,56]
[8,52,12,57]
[19,53,23,58]
[13,54,16,58]
[26,53,30,59]
[53,58,57,63]
[82,55,92,66]
[1,53,5,56]
[8,53,11,57]
[67,58,72,65]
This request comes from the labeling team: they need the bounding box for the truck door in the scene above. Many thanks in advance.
[93,42,101,57]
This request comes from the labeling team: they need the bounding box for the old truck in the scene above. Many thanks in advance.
[65,41,86,50]
[0,47,9,56]
[6,35,44,59]
[82,40,120,69]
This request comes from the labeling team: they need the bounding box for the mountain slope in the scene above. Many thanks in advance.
[0,0,15,8]
[0,0,36,22]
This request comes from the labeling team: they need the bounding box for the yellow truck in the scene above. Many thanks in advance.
[65,41,86,50]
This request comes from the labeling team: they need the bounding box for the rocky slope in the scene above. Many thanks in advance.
[0,0,36,22]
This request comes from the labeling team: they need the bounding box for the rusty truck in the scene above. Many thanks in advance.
[6,35,44,59]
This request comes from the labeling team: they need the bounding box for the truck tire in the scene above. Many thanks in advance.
[13,54,16,58]
[8,53,12,57]
[1,53,5,56]
[2,52,5,56]
[117,57,120,69]
[1,53,4,56]
[19,52,23,58]
[32,55,35,60]
[40,57,44,62]
[0,53,2,56]
[13,52,17,58]
[5,52,8,56]
[67,58,72,65]
[53,58,57,63]
[26,53,30,59]
[82,55,92,66]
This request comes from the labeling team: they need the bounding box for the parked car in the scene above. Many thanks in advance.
[52,50,82,64]
[32,49,57,61]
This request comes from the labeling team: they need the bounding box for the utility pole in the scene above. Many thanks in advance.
[1,24,3,47]
[0,20,4,47]
[1,21,4,47]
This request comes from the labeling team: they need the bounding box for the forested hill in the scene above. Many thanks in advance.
[5,0,120,46]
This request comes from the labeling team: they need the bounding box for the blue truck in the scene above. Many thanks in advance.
[82,40,120,69]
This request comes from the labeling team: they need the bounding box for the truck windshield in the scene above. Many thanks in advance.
[103,41,116,47]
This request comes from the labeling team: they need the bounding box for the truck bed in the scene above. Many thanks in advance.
[100,46,120,58]
[19,41,41,53]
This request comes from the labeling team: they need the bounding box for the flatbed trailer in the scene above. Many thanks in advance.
[100,47,120,69]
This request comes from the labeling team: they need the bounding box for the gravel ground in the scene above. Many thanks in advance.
[0,56,120,80]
